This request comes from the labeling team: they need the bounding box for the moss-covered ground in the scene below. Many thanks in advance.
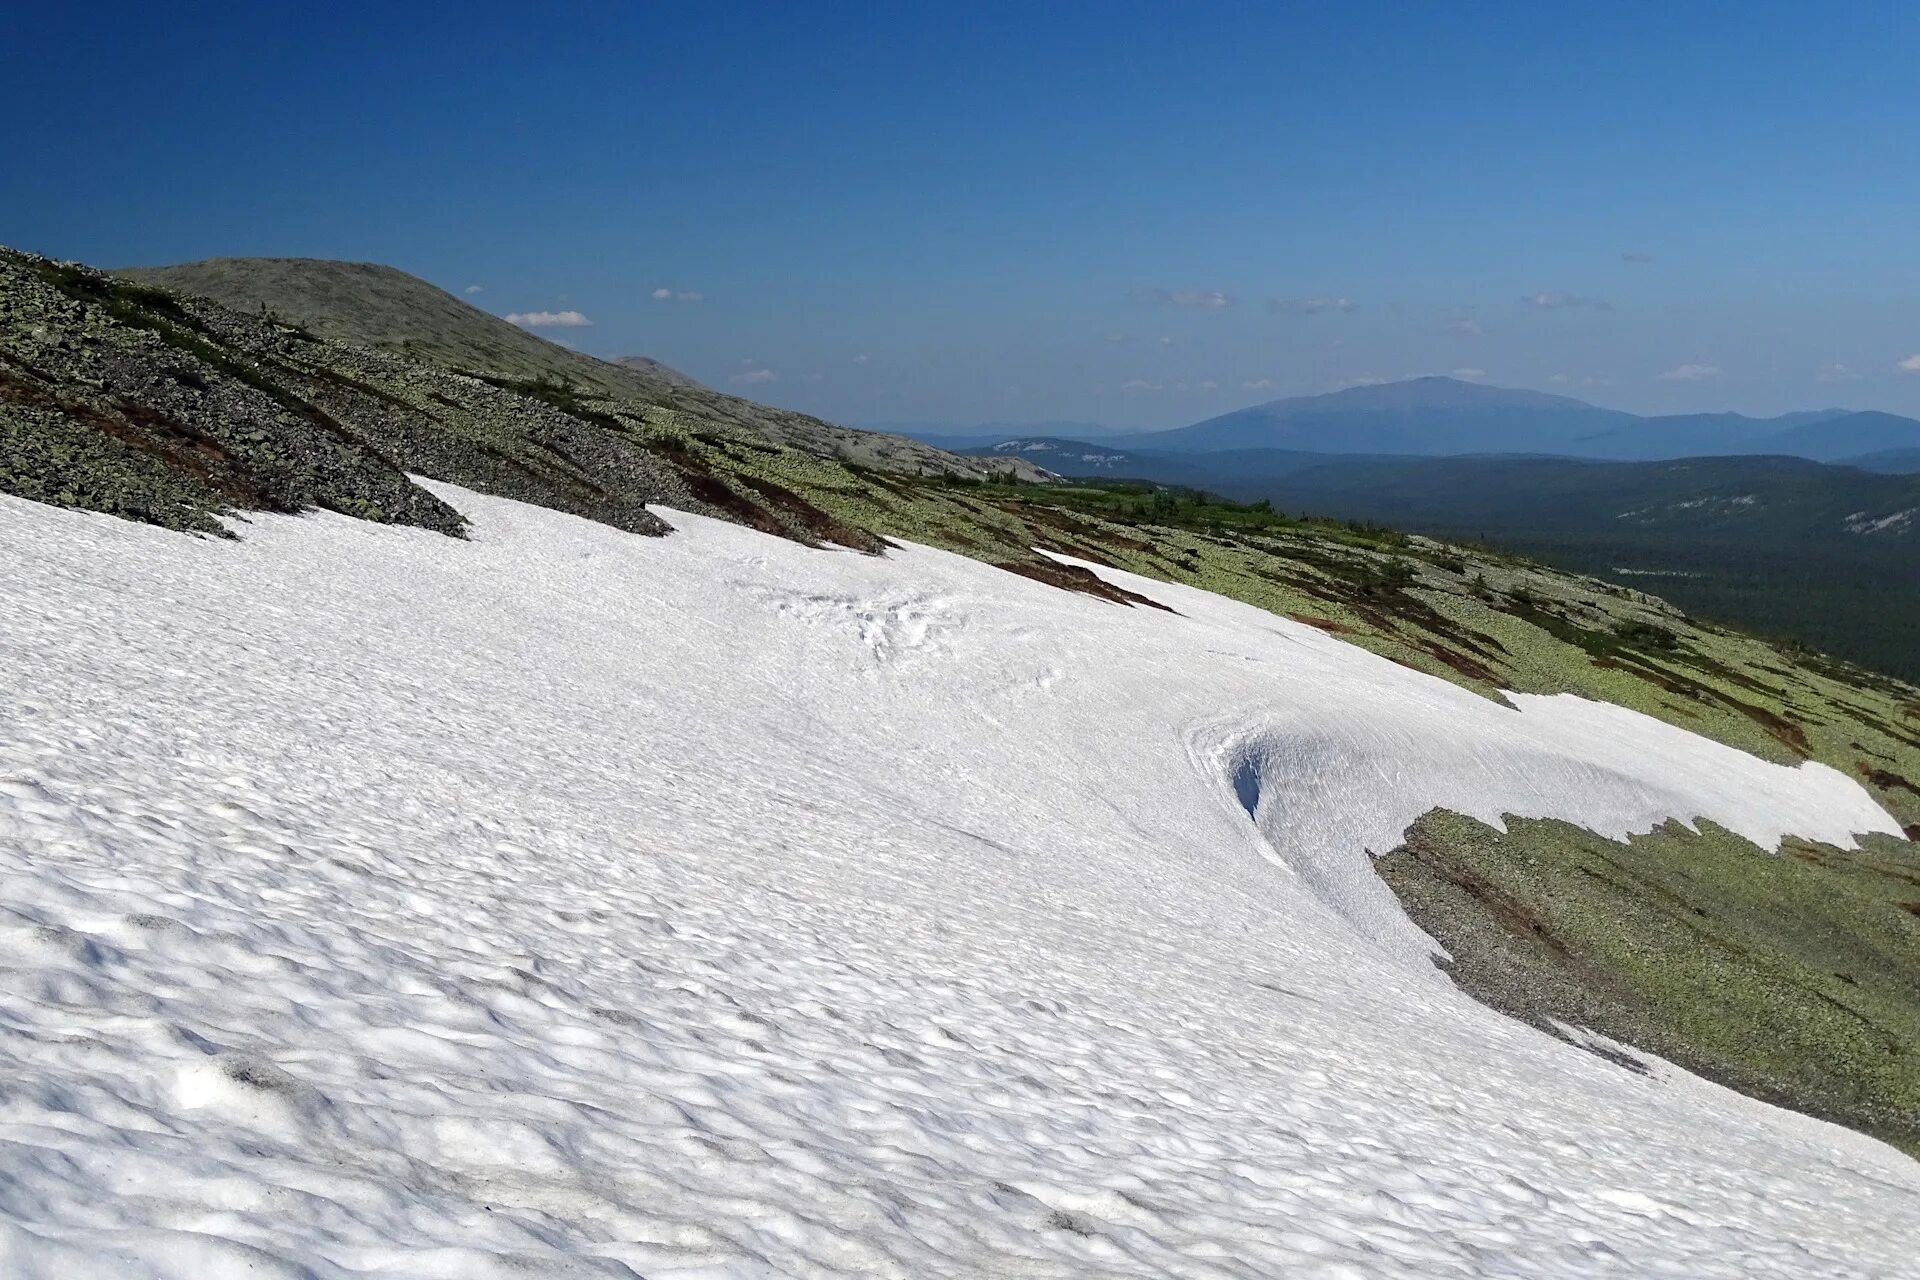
[1379,812,1920,1155]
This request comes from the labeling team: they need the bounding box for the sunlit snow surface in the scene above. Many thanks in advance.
[0,482,1913,1278]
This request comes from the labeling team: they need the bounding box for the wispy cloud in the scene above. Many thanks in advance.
[1621,251,1654,264]
[1659,363,1721,382]
[505,310,592,328]
[463,284,484,295]
[1452,368,1487,381]
[1443,313,1482,335]
[1524,291,1611,311]
[851,353,871,364]
[1119,379,1164,392]
[731,366,779,385]
[651,287,705,303]
[1818,362,1862,382]
[1270,296,1357,315]
[1897,355,1920,373]
[1547,374,1618,387]
[1333,374,1392,390]
[1241,378,1274,391]
[1152,288,1233,309]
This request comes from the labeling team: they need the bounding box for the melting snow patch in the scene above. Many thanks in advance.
[0,484,1912,1278]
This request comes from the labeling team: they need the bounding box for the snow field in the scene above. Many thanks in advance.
[0,482,1912,1278]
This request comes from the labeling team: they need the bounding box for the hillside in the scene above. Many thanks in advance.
[945,442,1920,680]
[1214,452,1920,543]
[6,245,1920,1272]
[611,353,707,390]
[1758,410,1920,461]
[1570,409,1840,459]
[118,256,1040,477]
[1848,446,1920,473]
[1,248,1051,544]
[968,435,1198,477]
[1191,453,1920,680]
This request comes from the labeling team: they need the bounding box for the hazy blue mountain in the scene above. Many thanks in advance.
[1134,377,1636,455]
[1750,410,1920,462]
[1844,447,1920,474]
[1572,410,1840,460]
[1137,377,1920,463]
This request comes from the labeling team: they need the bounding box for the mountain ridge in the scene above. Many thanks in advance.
[1133,375,1920,462]
[118,256,1040,478]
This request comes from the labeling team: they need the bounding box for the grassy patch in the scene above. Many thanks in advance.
[1379,811,1920,1156]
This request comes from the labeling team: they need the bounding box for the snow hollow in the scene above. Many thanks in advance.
[0,481,1913,1278]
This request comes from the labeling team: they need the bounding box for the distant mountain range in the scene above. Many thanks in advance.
[1848,447,1920,474]
[1118,376,1920,463]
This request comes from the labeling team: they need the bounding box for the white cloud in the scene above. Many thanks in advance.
[1270,296,1357,315]
[1897,355,1920,373]
[1452,368,1487,381]
[1197,380,1220,391]
[1104,331,1129,344]
[463,284,484,295]
[1241,378,1275,391]
[731,367,779,385]
[1524,291,1611,311]
[1119,379,1164,393]
[1818,362,1862,382]
[1621,251,1654,264]
[1659,363,1721,382]
[1444,314,1482,336]
[1548,374,1617,388]
[851,354,871,364]
[651,287,704,303]
[505,310,592,328]
[1333,375,1391,390]
[1152,288,1232,309]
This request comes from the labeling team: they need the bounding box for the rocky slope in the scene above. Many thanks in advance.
[119,256,1045,478]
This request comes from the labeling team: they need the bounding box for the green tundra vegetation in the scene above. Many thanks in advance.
[1379,814,1920,1156]
[4,246,1917,1155]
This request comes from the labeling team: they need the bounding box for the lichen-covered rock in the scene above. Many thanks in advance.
[2,247,1040,543]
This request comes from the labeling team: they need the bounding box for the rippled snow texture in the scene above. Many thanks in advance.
[0,483,1913,1279]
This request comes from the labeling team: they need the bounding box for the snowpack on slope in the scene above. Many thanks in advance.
[0,482,1913,1279]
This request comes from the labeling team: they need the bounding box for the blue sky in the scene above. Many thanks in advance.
[7,1,1920,429]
